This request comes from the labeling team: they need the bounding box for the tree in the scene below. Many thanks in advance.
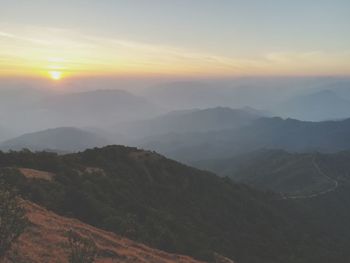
[0,181,28,259]
[66,230,97,263]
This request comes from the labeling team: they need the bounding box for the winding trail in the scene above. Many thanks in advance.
[282,155,339,200]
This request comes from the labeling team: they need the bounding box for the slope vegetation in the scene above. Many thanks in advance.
[193,150,337,197]
[0,146,348,263]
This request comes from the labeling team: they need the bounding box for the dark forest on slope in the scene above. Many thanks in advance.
[0,146,349,263]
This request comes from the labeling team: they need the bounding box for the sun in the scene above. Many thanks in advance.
[49,71,62,80]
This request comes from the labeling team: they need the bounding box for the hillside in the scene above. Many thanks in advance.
[193,150,338,197]
[0,146,348,263]
[0,127,110,152]
[193,150,350,244]
[4,201,204,263]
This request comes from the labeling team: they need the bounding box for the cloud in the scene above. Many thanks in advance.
[0,25,349,77]
[263,51,350,75]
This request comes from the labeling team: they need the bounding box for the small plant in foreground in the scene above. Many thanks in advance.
[66,229,97,263]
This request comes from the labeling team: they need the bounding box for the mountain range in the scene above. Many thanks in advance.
[0,88,162,135]
[140,117,350,162]
[0,78,349,139]
[0,127,110,152]
[4,108,350,161]
[35,89,162,130]
[140,78,328,110]
[119,106,264,140]
[273,89,350,121]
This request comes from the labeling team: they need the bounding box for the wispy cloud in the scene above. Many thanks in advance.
[0,25,349,77]
[263,51,350,75]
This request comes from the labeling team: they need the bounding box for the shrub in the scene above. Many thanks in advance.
[0,181,28,259]
[66,230,97,263]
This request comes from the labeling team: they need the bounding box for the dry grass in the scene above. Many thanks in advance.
[18,168,55,181]
[5,201,205,263]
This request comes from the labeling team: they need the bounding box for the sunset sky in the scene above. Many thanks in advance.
[1,0,349,79]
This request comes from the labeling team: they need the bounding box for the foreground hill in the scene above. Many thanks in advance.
[140,117,350,162]
[0,146,348,263]
[0,127,110,152]
[5,201,204,263]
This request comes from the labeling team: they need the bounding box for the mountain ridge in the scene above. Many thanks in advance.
[140,117,350,162]
[273,89,350,121]
[0,127,110,152]
[120,106,263,140]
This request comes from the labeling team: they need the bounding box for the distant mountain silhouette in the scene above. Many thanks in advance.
[0,88,161,135]
[0,125,13,142]
[40,89,161,127]
[316,79,350,100]
[141,79,307,110]
[0,127,110,152]
[0,86,51,112]
[121,106,264,139]
[273,89,350,121]
[140,117,350,162]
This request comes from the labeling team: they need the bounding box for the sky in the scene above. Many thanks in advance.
[1,0,350,80]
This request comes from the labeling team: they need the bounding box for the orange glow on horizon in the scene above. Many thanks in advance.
[0,27,350,80]
[49,71,62,80]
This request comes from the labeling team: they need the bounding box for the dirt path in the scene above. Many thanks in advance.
[282,155,339,200]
